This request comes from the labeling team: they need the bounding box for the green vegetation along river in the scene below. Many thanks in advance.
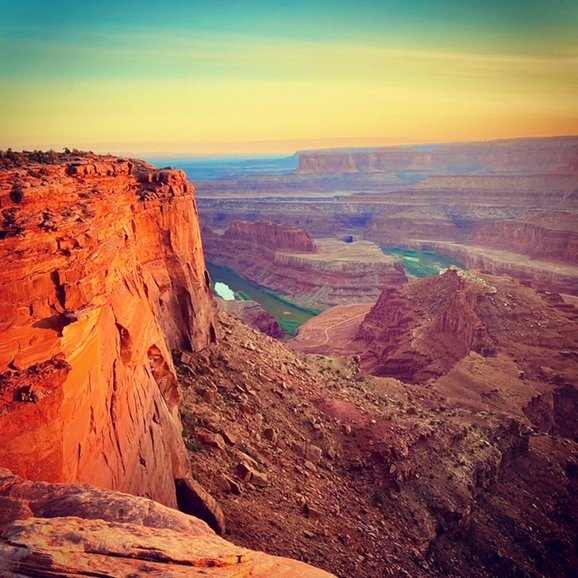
[382,247,464,277]
[207,263,320,336]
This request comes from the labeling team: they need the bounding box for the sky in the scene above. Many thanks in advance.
[1,0,577,155]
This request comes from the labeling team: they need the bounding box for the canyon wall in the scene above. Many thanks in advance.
[406,240,578,296]
[0,154,216,507]
[197,136,578,295]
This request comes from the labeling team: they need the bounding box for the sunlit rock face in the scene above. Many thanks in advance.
[0,469,335,578]
[0,153,216,507]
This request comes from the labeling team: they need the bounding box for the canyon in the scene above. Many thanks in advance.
[1,145,577,577]
[204,221,406,309]
[196,136,578,297]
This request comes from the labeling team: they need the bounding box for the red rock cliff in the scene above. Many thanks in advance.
[0,154,216,507]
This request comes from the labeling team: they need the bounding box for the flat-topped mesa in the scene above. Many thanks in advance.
[0,153,216,507]
[223,220,318,253]
[296,136,578,175]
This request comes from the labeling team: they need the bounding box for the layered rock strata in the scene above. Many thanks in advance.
[223,220,318,252]
[407,240,578,296]
[0,154,216,507]
[204,222,406,308]
[197,136,578,295]
[296,136,578,174]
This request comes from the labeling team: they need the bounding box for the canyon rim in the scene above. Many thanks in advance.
[2,1,578,576]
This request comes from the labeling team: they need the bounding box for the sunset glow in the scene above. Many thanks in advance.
[1,0,577,154]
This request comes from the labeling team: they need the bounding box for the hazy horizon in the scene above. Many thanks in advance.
[2,1,577,154]
[4,133,578,160]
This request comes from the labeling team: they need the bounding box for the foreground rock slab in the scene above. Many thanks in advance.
[0,469,335,578]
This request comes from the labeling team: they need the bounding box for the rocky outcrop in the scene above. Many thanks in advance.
[0,468,334,577]
[204,224,406,309]
[358,269,492,382]
[409,240,578,296]
[357,268,578,385]
[0,154,216,507]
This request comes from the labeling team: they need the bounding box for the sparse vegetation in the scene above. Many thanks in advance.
[0,148,89,169]
[184,438,203,452]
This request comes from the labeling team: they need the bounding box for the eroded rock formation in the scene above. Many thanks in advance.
[204,222,406,308]
[197,136,578,295]
[358,268,578,387]
[224,220,318,252]
[0,153,216,506]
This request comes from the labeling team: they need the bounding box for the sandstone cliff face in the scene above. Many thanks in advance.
[469,219,578,264]
[0,468,334,577]
[297,148,435,174]
[410,240,578,296]
[0,155,216,507]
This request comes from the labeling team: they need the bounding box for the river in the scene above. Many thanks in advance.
[382,247,464,277]
[207,263,319,335]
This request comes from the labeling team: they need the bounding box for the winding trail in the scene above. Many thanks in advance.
[320,311,368,346]
[290,303,373,355]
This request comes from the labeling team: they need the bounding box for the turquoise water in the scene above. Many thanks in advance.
[382,247,463,277]
[207,263,319,335]
[214,281,235,300]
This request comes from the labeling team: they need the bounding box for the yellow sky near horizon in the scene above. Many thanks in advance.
[1,2,578,154]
